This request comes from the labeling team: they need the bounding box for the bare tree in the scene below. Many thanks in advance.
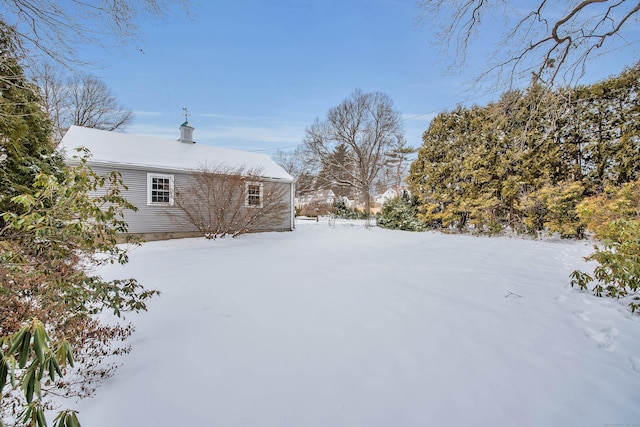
[418,0,640,87]
[303,89,404,215]
[33,64,133,141]
[30,63,62,130]
[171,164,290,239]
[272,148,300,177]
[1,0,189,66]
[68,74,133,131]
[272,146,317,197]
[0,1,189,108]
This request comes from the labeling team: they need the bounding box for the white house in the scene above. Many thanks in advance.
[294,189,337,209]
[59,123,295,240]
[374,188,399,206]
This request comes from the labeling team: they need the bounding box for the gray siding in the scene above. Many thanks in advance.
[89,164,293,237]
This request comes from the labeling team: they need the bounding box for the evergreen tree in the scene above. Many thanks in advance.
[377,191,425,231]
[333,197,362,220]
[493,86,578,233]
[383,137,417,193]
[408,105,505,231]
[0,23,58,221]
[571,63,640,191]
[316,143,356,199]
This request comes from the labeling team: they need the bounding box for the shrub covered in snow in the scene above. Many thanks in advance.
[377,192,426,231]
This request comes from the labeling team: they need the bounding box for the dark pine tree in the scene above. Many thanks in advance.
[0,22,58,222]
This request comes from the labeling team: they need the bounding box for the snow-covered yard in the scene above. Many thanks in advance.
[70,220,640,426]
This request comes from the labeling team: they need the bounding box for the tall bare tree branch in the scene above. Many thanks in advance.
[32,64,133,141]
[0,0,190,85]
[273,146,317,197]
[418,0,640,87]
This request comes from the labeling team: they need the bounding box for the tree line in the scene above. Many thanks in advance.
[406,63,639,237]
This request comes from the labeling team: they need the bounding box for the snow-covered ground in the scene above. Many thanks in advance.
[68,219,640,426]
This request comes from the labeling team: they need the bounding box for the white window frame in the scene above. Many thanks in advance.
[245,182,263,208]
[147,173,174,206]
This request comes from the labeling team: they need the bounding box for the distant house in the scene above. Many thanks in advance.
[374,188,399,206]
[295,189,337,210]
[369,188,408,214]
[59,123,295,240]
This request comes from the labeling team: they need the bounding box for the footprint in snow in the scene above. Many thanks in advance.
[584,327,618,352]
[631,357,640,375]
[556,295,567,302]
[574,310,590,321]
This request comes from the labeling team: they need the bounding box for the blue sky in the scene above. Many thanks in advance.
[80,0,639,153]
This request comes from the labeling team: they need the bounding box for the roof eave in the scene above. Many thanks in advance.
[65,158,294,182]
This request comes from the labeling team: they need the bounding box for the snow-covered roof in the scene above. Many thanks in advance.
[59,126,293,182]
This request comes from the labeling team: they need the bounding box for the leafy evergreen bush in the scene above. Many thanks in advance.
[377,193,426,231]
[0,28,158,423]
[1,154,159,426]
[571,180,640,313]
[333,198,367,219]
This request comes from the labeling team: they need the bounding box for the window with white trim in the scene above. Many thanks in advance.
[245,182,263,208]
[147,173,174,205]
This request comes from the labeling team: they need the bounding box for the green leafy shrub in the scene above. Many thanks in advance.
[1,154,159,426]
[571,180,640,312]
